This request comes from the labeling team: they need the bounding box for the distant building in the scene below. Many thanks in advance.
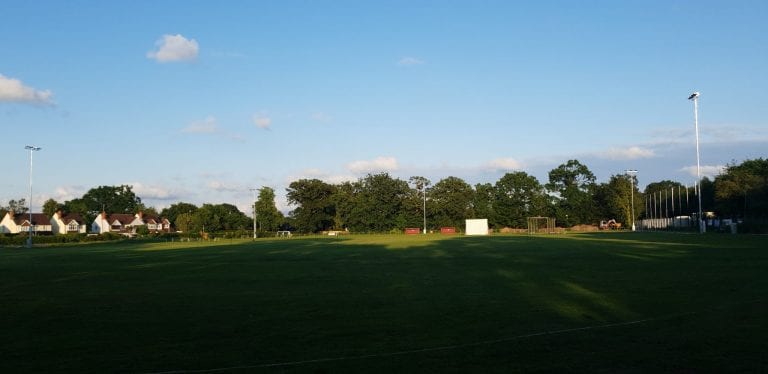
[0,211,53,235]
[91,212,171,234]
[50,211,87,234]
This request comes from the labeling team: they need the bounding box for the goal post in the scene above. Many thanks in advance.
[527,217,556,234]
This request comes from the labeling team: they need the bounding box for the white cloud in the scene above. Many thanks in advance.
[182,116,218,133]
[397,57,425,66]
[129,182,180,200]
[311,112,332,123]
[147,34,199,62]
[252,115,272,129]
[0,74,54,105]
[486,158,524,171]
[596,146,655,160]
[287,169,356,185]
[347,156,400,174]
[207,180,243,193]
[679,165,725,179]
[52,186,86,202]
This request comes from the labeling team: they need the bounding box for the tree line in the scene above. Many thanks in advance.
[2,158,766,235]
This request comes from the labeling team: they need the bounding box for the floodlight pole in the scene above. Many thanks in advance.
[250,188,257,239]
[25,145,41,248]
[422,187,427,234]
[689,92,705,233]
[625,169,637,231]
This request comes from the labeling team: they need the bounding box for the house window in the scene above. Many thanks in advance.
[68,222,79,232]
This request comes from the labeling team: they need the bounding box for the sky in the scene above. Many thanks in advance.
[2,0,767,214]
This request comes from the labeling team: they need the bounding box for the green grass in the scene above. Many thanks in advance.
[1,233,767,373]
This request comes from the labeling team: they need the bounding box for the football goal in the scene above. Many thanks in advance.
[527,217,556,234]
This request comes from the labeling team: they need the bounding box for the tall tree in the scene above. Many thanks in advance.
[79,185,142,215]
[255,187,284,232]
[42,198,62,217]
[715,158,768,219]
[494,172,548,228]
[472,183,496,227]
[286,179,337,233]
[595,174,642,226]
[546,160,597,226]
[346,173,410,232]
[194,203,250,232]
[429,176,474,229]
[161,202,199,228]
[1,198,28,216]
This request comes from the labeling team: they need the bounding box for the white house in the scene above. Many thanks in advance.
[0,212,53,235]
[91,212,172,234]
[50,211,87,234]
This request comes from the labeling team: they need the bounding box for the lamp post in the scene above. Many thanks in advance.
[688,91,705,233]
[250,188,257,239]
[422,186,427,234]
[625,169,637,231]
[25,145,42,248]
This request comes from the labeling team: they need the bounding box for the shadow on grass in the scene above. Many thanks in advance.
[0,233,766,373]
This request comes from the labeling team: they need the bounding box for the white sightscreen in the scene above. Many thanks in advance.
[465,219,489,236]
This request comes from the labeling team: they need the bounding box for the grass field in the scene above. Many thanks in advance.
[1,233,767,373]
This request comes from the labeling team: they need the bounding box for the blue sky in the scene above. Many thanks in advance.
[2,0,767,213]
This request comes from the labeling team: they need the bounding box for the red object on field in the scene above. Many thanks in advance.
[405,228,421,235]
[440,227,457,234]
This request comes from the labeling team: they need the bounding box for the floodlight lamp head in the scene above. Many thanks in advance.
[688,92,700,100]
[25,145,41,151]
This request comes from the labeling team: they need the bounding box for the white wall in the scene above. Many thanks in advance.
[465,219,489,236]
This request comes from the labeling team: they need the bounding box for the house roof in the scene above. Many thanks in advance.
[60,213,84,224]
[13,213,51,226]
[108,214,136,225]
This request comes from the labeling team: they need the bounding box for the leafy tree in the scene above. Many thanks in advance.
[1,198,29,217]
[175,212,195,233]
[546,160,597,226]
[193,203,250,232]
[255,187,284,232]
[494,172,547,228]
[429,176,474,229]
[345,173,410,232]
[715,158,768,219]
[472,183,496,227]
[161,202,199,228]
[286,179,337,233]
[42,198,62,217]
[334,181,359,230]
[595,174,642,226]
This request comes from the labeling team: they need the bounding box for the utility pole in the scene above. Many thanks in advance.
[25,145,41,248]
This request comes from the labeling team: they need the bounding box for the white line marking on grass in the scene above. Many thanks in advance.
[146,311,702,374]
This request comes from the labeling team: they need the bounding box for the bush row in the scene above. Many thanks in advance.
[0,232,125,247]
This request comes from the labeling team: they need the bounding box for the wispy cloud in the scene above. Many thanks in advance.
[287,169,356,185]
[311,112,332,123]
[397,57,425,66]
[147,34,199,63]
[51,185,86,202]
[252,114,272,130]
[486,158,524,171]
[128,182,182,201]
[347,156,399,174]
[182,115,218,133]
[679,165,725,179]
[595,146,656,160]
[206,180,243,193]
[0,74,54,105]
